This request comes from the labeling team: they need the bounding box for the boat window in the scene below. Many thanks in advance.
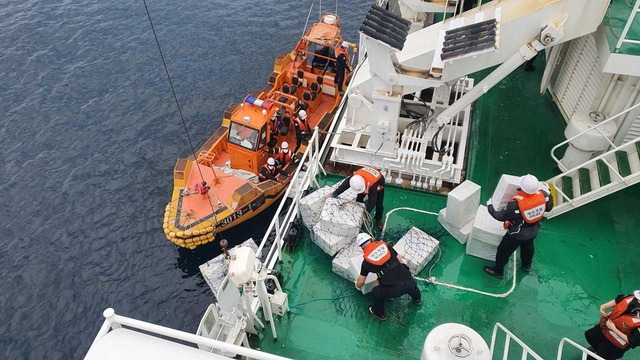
[259,125,267,149]
[228,121,259,151]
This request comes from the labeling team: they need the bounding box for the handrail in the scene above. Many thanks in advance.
[87,308,291,360]
[557,337,605,360]
[490,322,544,360]
[615,0,640,52]
[550,102,640,172]
[257,60,363,270]
[549,131,640,204]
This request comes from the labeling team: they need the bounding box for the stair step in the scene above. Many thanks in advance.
[596,160,612,186]
[561,176,573,200]
[616,151,632,177]
[578,168,591,195]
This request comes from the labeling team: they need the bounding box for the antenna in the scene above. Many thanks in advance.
[302,3,314,38]
[319,0,322,20]
[335,0,338,16]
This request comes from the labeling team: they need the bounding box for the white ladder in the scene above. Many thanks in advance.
[615,0,640,53]
[490,323,605,360]
[547,103,640,218]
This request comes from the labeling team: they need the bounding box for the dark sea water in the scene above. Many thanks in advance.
[0,1,369,358]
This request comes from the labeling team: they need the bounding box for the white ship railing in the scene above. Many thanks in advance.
[557,337,604,360]
[550,102,640,173]
[257,60,358,271]
[87,308,291,360]
[256,127,324,270]
[615,0,640,52]
[490,323,544,360]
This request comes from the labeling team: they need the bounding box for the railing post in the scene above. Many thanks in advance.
[615,0,640,52]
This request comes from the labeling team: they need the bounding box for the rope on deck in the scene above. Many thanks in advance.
[383,207,517,299]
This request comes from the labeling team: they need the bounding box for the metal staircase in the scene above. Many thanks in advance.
[547,102,640,218]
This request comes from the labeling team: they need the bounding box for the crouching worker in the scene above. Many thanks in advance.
[259,157,290,183]
[355,233,421,321]
[331,166,386,230]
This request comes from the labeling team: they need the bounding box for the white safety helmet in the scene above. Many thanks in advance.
[267,158,276,166]
[281,141,289,150]
[634,290,640,300]
[357,233,372,248]
[342,41,349,48]
[349,174,366,194]
[520,174,539,195]
[299,110,307,120]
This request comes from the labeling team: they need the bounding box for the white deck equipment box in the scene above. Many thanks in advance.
[438,208,473,244]
[466,205,505,261]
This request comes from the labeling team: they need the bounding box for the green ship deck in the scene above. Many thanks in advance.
[604,0,640,55]
[257,56,640,359]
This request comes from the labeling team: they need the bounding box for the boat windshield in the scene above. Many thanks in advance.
[228,121,259,150]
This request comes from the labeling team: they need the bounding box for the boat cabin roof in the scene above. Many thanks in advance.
[303,22,341,47]
[230,103,272,130]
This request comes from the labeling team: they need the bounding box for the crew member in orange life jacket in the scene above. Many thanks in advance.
[258,157,290,183]
[331,166,386,230]
[293,110,310,153]
[483,174,554,279]
[266,141,293,166]
[584,290,640,360]
[355,233,421,321]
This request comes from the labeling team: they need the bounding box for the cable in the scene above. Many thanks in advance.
[287,288,359,315]
[382,206,518,298]
[142,0,222,236]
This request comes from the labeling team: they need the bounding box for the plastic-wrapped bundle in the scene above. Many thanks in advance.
[445,180,481,228]
[199,239,258,298]
[298,181,358,228]
[332,241,362,281]
[311,224,356,256]
[438,208,473,244]
[318,198,365,238]
[393,227,439,275]
[466,205,505,260]
[491,174,521,209]
[348,255,378,294]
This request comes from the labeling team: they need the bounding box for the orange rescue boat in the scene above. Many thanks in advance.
[163,13,353,249]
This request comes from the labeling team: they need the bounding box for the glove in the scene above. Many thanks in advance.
[486,198,492,207]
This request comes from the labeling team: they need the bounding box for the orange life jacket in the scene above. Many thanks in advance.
[295,117,308,133]
[354,167,383,195]
[335,46,348,60]
[259,164,277,179]
[362,240,391,266]
[600,296,640,349]
[269,118,279,134]
[276,150,291,164]
[502,190,546,230]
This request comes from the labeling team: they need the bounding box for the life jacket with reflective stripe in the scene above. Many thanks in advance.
[600,296,640,349]
[259,164,277,179]
[512,190,547,224]
[295,117,308,133]
[363,240,401,284]
[354,167,383,195]
[276,150,291,164]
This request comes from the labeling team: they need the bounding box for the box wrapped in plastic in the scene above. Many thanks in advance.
[470,205,505,246]
[348,255,378,294]
[465,236,498,261]
[445,180,481,228]
[299,181,357,228]
[199,239,258,299]
[491,174,521,209]
[332,241,362,281]
[393,227,439,275]
[311,224,355,256]
[318,198,365,239]
[438,208,473,244]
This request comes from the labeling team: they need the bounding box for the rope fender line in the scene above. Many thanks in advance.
[382,206,517,299]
